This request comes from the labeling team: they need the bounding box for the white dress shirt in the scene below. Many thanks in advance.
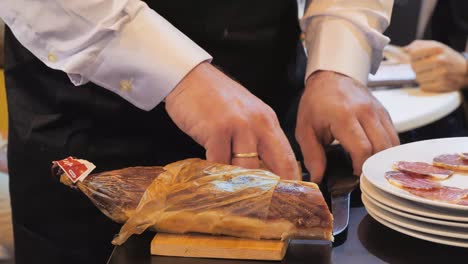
[0,0,393,111]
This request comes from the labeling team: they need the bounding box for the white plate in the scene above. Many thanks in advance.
[364,200,468,248]
[362,195,468,240]
[362,137,468,211]
[362,192,468,229]
[360,176,468,222]
[372,89,461,133]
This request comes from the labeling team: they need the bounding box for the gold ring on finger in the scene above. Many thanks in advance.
[232,152,259,158]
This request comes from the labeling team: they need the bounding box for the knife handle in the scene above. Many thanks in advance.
[324,145,360,196]
[332,226,348,247]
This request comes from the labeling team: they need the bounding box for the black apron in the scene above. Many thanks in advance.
[4,1,305,263]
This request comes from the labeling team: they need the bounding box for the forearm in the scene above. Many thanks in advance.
[0,0,212,110]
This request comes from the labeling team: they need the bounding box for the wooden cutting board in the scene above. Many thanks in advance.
[151,233,288,260]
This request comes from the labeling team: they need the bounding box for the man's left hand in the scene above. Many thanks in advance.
[405,40,468,92]
[296,71,399,183]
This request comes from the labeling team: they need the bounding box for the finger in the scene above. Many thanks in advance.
[417,79,447,92]
[416,67,446,83]
[358,112,393,155]
[378,108,400,146]
[411,55,440,74]
[417,79,453,93]
[420,81,447,93]
[231,130,260,169]
[404,40,429,53]
[332,118,372,176]
[416,71,440,85]
[205,133,232,165]
[258,127,300,180]
[405,42,443,60]
[296,126,327,183]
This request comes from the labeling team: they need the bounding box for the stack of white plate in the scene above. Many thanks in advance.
[361,137,468,248]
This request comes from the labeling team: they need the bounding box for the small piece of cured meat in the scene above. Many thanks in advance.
[408,188,468,205]
[384,171,441,190]
[393,161,453,180]
[434,154,468,171]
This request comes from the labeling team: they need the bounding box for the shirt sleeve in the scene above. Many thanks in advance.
[0,0,212,111]
[301,0,394,85]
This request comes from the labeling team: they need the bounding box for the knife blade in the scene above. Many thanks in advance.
[331,192,351,236]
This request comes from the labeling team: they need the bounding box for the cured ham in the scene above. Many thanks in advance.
[55,158,333,245]
[433,154,468,171]
[384,171,468,206]
[393,161,453,180]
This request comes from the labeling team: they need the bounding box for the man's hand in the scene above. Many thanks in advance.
[165,62,300,180]
[296,71,399,182]
[405,40,468,92]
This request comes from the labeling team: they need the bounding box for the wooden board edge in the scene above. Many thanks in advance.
[151,233,288,261]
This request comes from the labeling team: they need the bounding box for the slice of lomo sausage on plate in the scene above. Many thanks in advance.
[433,154,468,171]
[384,171,468,205]
[384,171,441,190]
[408,187,468,205]
[393,161,453,180]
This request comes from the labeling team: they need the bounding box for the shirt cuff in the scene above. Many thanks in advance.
[73,3,212,111]
[303,16,374,85]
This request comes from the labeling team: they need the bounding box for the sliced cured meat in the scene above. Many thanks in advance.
[385,171,468,206]
[384,171,440,190]
[459,153,468,160]
[407,188,467,204]
[434,154,468,171]
[393,161,453,180]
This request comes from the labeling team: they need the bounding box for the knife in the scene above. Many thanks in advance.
[328,171,359,236]
[325,146,360,244]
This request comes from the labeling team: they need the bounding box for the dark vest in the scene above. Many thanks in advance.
[4,1,305,263]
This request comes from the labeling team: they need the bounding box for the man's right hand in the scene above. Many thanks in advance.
[165,62,300,180]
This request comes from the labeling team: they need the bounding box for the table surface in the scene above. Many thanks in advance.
[107,205,468,264]
[372,88,462,133]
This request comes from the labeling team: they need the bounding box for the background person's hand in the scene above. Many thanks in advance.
[296,71,399,183]
[165,62,300,180]
[405,40,468,92]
